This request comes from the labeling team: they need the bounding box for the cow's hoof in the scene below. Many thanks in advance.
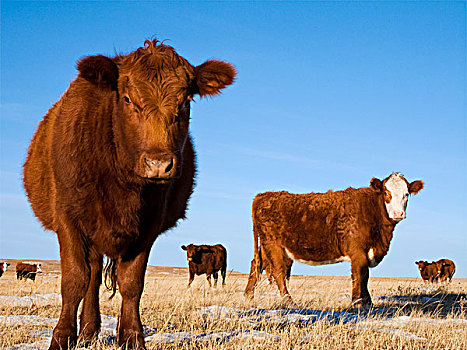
[48,328,77,350]
[78,326,99,345]
[118,330,146,350]
[351,298,373,310]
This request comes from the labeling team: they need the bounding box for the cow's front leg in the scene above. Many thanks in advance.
[50,224,90,350]
[187,270,195,288]
[206,274,212,287]
[212,271,218,288]
[350,254,372,308]
[78,249,103,343]
[116,250,149,350]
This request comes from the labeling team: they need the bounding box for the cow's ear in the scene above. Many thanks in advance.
[77,55,119,90]
[409,180,424,195]
[370,178,383,192]
[194,60,236,97]
[181,245,187,251]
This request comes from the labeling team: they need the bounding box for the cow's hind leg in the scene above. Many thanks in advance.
[116,250,149,350]
[50,224,90,350]
[78,249,103,343]
[244,258,260,299]
[268,247,292,302]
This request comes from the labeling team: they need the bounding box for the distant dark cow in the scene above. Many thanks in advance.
[16,262,42,281]
[435,259,455,282]
[0,262,10,278]
[181,244,227,287]
[23,39,236,350]
[245,173,424,308]
[415,261,439,283]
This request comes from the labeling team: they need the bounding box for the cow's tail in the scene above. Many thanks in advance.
[104,258,117,299]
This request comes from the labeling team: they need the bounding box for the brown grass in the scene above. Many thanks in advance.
[0,260,465,349]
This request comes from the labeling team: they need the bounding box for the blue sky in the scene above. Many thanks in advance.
[1,1,465,278]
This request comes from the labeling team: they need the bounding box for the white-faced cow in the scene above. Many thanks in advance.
[245,173,424,308]
[16,262,42,281]
[0,262,10,278]
[181,244,227,287]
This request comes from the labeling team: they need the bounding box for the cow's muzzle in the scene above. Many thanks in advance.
[142,154,178,179]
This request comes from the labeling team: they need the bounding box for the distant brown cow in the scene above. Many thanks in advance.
[245,173,424,308]
[0,262,10,278]
[16,262,42,281]
[415,261,439,283]
[435,259,455,282]
[23,39,236,350]
[181,244,227,287]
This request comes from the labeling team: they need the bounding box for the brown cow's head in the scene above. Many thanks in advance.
[77,39,236,181]
[181,244,211,264]
[370,173,424,223]
[415,260,429,271]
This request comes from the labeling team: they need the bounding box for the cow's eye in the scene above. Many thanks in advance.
[123,95,131,104]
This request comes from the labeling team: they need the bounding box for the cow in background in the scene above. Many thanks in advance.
[16,262,42,281]
[181,244,227,287]
[0,262,10,278]
[436,259,455,282]
[249,253,293,285]
[23,38,236,349]
[245,172,424,308]
[415,261,439,282]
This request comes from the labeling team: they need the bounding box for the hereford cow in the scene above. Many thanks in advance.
[181,244,227,287]
[435,258,455,282]
[244,172,424,308]
[23,39,236,350]
[16,262,42,281]
[0,262,10,278]
[415,261,439,283]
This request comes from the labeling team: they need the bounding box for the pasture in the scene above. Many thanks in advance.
[0,260,465,349]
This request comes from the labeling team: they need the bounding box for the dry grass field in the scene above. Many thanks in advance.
[0,260,465,349]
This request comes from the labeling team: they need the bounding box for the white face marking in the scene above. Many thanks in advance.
[36,264,42,273]
[2,263,7,272]
[285,248,350,266]
[384,173,409,222]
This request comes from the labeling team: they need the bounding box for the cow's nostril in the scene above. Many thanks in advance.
[164,158,174,174]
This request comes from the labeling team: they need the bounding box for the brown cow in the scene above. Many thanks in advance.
[0,262,10,278]
[415,261,439,283]
[435,258,455,282]
[181,244,227,287]
[244,173,424,308]
[23,39,236,350]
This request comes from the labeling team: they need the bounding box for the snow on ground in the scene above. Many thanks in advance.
[4,305,466,349]
[0,293,61,307]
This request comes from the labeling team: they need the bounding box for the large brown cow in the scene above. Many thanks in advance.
[181,244,227,287]
[415,261,439,283]
[244,173,424,308]
[23,39,236,350]
[0,262,10,278]
[435,258,455,282]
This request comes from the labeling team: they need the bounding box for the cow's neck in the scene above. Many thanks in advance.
[371,193,397,258]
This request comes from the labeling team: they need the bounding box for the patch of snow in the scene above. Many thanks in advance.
[350,325,426,340]
[0,293,61,307]
[199,305,362,325]
[146,330,280,343]
[0,315,58,326]
[157,272,170,275]
[364,316,467,327]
